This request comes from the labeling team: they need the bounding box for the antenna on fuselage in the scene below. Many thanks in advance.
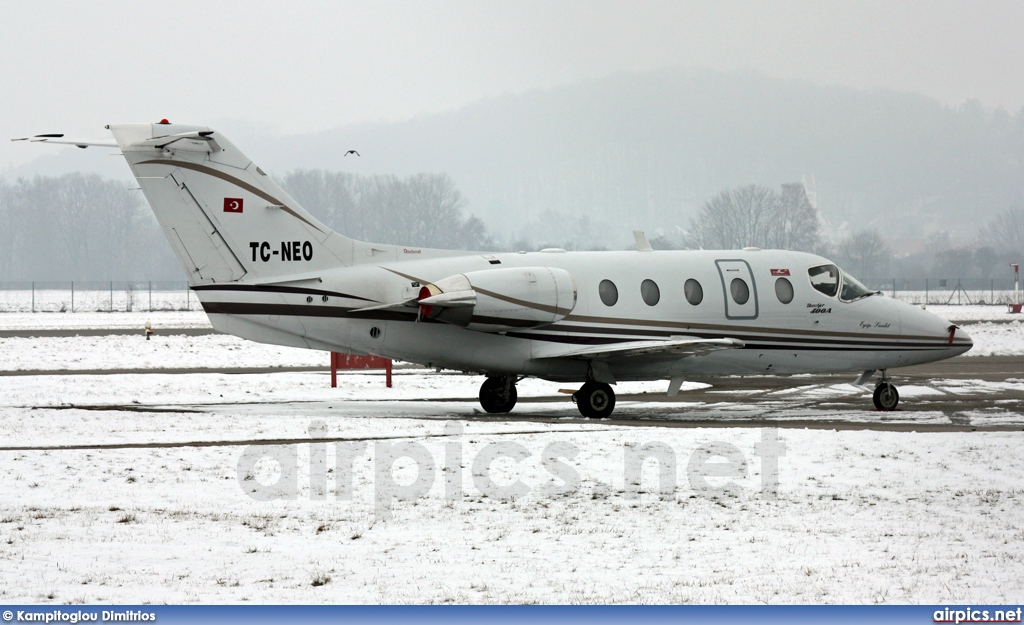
[633,230,653,252]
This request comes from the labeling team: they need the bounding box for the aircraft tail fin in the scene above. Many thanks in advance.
[106,122,355,284]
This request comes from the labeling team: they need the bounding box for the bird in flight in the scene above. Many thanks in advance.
[344,150,360,157]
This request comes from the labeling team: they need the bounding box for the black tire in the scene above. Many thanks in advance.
[479,377,517,414]
[872,382,899,411]
[574,382,616,418]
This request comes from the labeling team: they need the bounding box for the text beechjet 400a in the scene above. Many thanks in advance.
[16,122,973,417]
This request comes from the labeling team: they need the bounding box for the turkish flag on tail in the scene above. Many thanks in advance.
[223,198,243,213]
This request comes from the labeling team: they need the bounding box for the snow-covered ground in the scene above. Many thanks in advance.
[1,369,1023,601]
[1,371,1022,603]
[0,310,210,331]
[0,334,325,371]
[923,304,1024,323]
[958,321,1024,356]
[1,312,1023,603]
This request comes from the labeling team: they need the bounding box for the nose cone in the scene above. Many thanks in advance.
[951,325,973,356]
[898,301,973,357]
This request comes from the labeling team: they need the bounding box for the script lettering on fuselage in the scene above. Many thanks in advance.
[248,241,313,262]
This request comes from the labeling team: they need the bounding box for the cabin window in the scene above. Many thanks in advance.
[684,279,703,306]
[730,278,750,305]
[641,279,660,306]
[775,277,794,304]
[599,279,618,306]
[808,264,839,298]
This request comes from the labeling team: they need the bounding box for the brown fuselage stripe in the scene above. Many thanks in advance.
[191,283,373,302]
[198,300,967,352]
[138,159,325,234]
[561,313,967,344]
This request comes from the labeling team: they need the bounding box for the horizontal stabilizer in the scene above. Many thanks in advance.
[535,337,744,361]
[136,130,221,152]
[12,130,220,152]
[11,134,117,148]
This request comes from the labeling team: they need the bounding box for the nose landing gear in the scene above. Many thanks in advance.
[479,376,518,413]
[573,382,616,418]
[872,371,900,411]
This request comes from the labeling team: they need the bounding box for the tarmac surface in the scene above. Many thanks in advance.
[4,356,1021,443]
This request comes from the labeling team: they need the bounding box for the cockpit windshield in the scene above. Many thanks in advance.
[839,271,875,301]
[808,264,877,302]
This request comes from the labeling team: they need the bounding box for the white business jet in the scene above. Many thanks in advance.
[15,122,972,417]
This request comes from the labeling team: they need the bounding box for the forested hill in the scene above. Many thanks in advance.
[8,67,1023,251]
[251,67,1023,247]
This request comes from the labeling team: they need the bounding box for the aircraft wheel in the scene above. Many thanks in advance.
[872,382,899,411]
[574,382,616,418]
[479,377,517,414]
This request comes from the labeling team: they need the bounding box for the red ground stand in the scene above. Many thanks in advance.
[330,352,393,388]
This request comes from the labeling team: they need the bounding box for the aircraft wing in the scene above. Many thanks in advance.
[351,289,476,313]
[351,298,418,313]
[534,337,744,361]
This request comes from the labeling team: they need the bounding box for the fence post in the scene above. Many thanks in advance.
[71,281,74,313]
[186,283,190,310]
[31,281,34,313]
[892,279,896,299]
[991,279,994,304]
[149,281,152,312]
[925,279,928,306]
[110,281,113,312]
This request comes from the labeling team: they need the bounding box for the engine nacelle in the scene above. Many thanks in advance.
[418,266,577,332]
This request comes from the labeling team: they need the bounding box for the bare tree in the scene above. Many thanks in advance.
[689,183,821,251]
[768,183,820,251]
[839,228,891,278]
[0,174,176,280]
[0,168,491,281]
[978,207,1024,253]
[0,180,12,280]
[280,169,363,235]
[281,169,491,250]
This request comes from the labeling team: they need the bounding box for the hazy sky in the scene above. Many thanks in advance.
[3,0,1023,171]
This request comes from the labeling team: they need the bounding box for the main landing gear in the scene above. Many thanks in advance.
[872,371,900,411]
[477,377,618,418]
[573,382,616,419]
[479,376,518,414]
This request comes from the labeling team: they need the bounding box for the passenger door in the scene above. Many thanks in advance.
[716,259,758,320]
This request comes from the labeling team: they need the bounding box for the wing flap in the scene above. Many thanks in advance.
[534,337,744,361]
